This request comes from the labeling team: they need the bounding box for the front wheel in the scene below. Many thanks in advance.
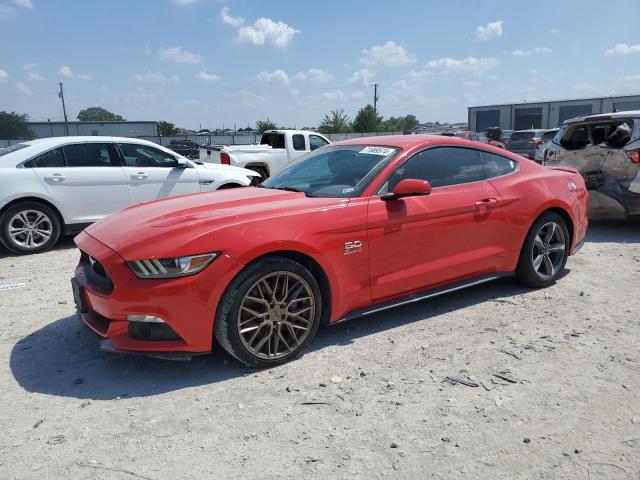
[0,202,61,255]
[214,257,322,367]
[516,212,569,288]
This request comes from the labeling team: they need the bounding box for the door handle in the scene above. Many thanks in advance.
[44,173,66,182]
[475,198,498,211]
[132,172,148,180]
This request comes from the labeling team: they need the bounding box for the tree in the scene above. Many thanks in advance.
[0,111,35,140]
[352,105,382,133]
[318,109,352,134]
[381,114,419,133]
[77,106,125,122]
[256,119,278,134]
[157,121,177,136]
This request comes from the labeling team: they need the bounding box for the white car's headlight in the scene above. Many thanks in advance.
[127,253,219,279]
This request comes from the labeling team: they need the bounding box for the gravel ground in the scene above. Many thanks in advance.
[0,219,639,479]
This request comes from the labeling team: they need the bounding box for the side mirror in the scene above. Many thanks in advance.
[381,178,432,201]
[176,158,189,168]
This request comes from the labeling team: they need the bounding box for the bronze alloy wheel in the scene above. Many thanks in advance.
[236,271,316,360]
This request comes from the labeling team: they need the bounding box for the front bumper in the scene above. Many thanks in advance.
[72,231,245,354]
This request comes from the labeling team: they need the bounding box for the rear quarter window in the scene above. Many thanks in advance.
[558,124,589,150]
[482,152,518,178]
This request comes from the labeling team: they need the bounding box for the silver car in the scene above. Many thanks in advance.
[506,129,548,160]
[534,129,559,164]
[545,111,640,219]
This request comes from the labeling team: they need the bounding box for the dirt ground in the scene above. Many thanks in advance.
[0,219,639,479]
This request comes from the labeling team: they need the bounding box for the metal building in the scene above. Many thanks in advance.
[468,94,640,132]
[27,121,157,139]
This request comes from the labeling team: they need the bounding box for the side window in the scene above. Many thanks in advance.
[559,124,589,150]
[384,147,485,191]
[292,134,306,151]
[29,148,65,168]
[119,144,178,168]
[310,135,329,151]
[260,133,285,149]
[63,143,115,167]
[482,152,517,178]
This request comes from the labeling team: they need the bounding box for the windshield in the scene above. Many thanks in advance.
[261,145,400,198]
[0,143,30,157]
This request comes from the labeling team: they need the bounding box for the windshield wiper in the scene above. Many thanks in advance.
[261,186,314,197]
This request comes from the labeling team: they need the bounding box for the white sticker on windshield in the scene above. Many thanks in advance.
[342,187,355,194]
[359,146,395,156]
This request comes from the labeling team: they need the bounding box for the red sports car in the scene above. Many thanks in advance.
[72,135,588,367]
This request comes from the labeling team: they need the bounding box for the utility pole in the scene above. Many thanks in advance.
[372,83,379,114]
[58,82,69,136]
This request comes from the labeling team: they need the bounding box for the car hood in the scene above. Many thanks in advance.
[85,187,348,260]
[194,162,259,176]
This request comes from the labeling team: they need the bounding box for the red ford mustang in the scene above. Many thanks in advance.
[72,135,588,367]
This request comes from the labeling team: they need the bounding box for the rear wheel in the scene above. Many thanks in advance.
[0,201,61,255]
[249,167,268,183]
[516,212,569,288]
[214,256,322,367]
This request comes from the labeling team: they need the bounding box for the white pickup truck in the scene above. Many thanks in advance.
[202,130,331,181]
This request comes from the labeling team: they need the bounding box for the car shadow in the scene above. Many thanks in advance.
[0,236,77,260]
[585,218,640,244]
[10,277,536,400]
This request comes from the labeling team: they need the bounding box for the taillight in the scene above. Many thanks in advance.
[220,152,230,165]
[627,148,640,164]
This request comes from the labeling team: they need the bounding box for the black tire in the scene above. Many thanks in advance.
[516,212,569,288]
[0,201,61,255]
[217,183,242,190]
[249,167,268,183]
[214,256,322,368]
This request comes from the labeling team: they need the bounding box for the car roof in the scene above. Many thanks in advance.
[20,136,162,149]
[330,134,497,150]
[564,110,640,124]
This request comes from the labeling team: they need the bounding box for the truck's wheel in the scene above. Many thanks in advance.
[0,201,61,255]
[214,256,322,367]
[250,167,268,183]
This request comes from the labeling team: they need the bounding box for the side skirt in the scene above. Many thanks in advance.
[333,272,511,324]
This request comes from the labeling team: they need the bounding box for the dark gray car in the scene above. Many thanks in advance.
[506,129,548,160]
[545,111,640,219]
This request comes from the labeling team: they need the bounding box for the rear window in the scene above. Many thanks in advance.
[510,131,535,141]
[0,143,30,157]
[260,133,285,149]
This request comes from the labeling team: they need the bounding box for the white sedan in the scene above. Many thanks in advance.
[0,136,259,254]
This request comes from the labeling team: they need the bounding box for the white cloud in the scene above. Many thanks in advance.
[159,46,201,64]
[475,20,503,40]
[17,82,32,95]
[387,79,428,106]
[237,17,300,49]
[288,87,299,97]
[512,47,552,56]
[171,0,199,5]
[22,62,36,70]
[294,68,333,82]
[320,90,364,102]
[0,69,8,80]
[27,72,44,81]
[463,80,481,88]
[220,6,244,27]
[549,29,559,35]
[77,73,92,81]
[132,71,179,83]
[196,70,222,82]
[59,65,73,78]
[426,56,499,74]
[256,69,290,86]
[348,68,375,86]
[605,43,640,56]
[11,0,32,9]
[361,41,416,67]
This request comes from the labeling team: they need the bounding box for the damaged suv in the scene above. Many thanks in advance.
[545,111,640,219]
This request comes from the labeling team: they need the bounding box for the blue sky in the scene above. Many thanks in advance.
[1,0,639,130]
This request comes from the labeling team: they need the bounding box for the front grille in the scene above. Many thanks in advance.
[81,251,114,293]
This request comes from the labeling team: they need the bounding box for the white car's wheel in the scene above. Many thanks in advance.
[0,202,61,255]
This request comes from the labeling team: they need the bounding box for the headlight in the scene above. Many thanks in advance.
[127,253,219,279]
